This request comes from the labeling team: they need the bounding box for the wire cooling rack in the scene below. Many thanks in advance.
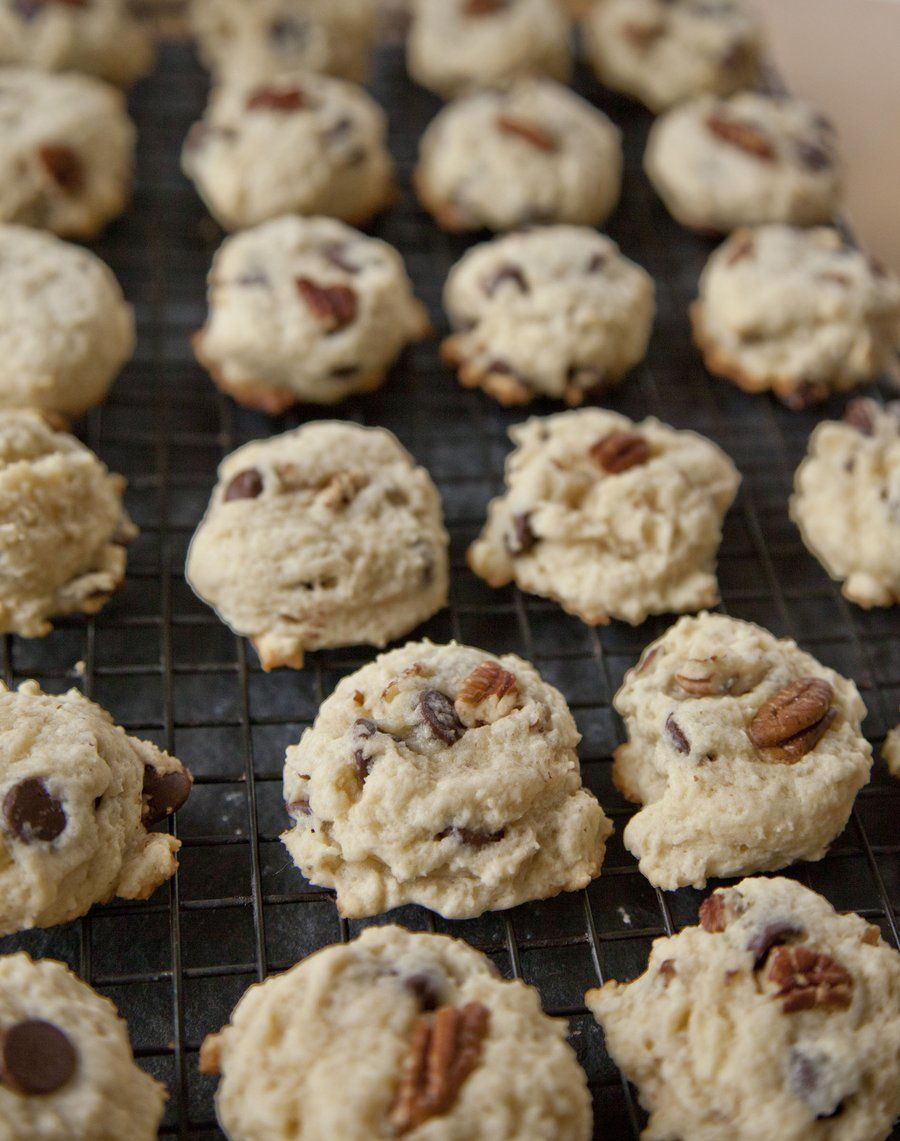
[0,40,898,1141]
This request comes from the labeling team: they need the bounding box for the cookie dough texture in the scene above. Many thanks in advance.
[407,0,572,99]
[0,681,191,937]
[790,400,900,609]
[186,423,449,671]
[0,411,135,638]
[583,0,762,113]
[415,79,622,232]
[693,226,900,409]
[468,410,740,625]
[191,0,377,86]
[193,216,429,413]
[282,640,611,918]
[0,225,134,419]
[645,93,841,233]
[442,226,654,405]
[200,925,593,1141]
[0,0,154,87]
[182,72,395,231]
[613,613,871,889]
[587,877,900,1141]
[0,67,135,238]
[0,953,166,1140]
[884,725,900,778]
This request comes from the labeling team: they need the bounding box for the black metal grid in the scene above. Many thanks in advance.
[1,41,898,1140]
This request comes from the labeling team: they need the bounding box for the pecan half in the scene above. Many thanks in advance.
[390,1003,490,1134]
[747,677,835,761]
[590,431,651,474]
[767,944,852,1013]
[699,893,727,933]
[246,86,306,112]
[455,661,518,726]
[706,114,776,160]
[495,114,557,152]
[296,277,357,331]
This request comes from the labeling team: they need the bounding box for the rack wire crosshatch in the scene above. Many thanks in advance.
[0,40,898,1141]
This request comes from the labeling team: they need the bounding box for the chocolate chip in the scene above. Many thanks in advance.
[286,799,312,817]
[403,973,443,1012]
[353,718,378,781]
[38,145,84,194]
[2,779,66,843]
[484,263,528,297]
[269,15,309,51]
[795,141,831,171]
[322,242,360,274]
[587,252,607,273]
[418,690,465,745]
[506,511,537,556]
[747,921,804,967]
[1,1020,77,1095]
[224,468,264,502]
[665,714,690,754]
[296,277,358,332]
[436,825,505,847]
[246,86,306,112]
[142,765,192,826]
[330,364,359,379]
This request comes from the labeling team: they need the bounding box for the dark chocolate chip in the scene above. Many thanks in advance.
[507,511,537,556]
[747,921,804,967]
[436,825,505,847]
[1,1020,77,1095]
[38,145,84,194]
[246,86,306,112]
[268,15,310,51]
[418,690,465,745]
[795,141,831,171]
[2,779,66,843]
[142,765,192,826]
[665,714,690,754]
[286,799,312,817]
[224,468,264,502]
[403,972,443,1012]
[843,399,875,436]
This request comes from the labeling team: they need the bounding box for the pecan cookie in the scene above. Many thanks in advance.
[415,79,622,232]
[181,72,395,231]
[0,410,136,638]
[0,225,134,419]
[468,410,740,625]
[407,0,572,100]
[613,612,871,889]
[190,0,377,87]
[587,877,900,1141]
[200,925,593,1140]
[582,0,762,114]
[692,226,900,409]
[0,953,166,1139]
[0,680,191,936]
[790,400,900,609]
[193,216,429,413]
[0,67,135,238]
[0,0,154,87]
[186,423,449,670]
[644,92,841,233]
[441,226,655,405]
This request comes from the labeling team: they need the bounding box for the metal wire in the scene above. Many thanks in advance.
[0,42,897,1140]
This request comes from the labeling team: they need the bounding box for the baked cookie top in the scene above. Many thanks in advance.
[415,79,622,232]
[182,72,395,231]
[467,409,740,625]
[0,952,166,1140]
[791,399,900,608]
[200,924,593,1140]
[644,92,841,232]
[194,215,429,413]
[281,639,611,918]
[0,67,135,238]
[0,410,135,638]
[613,612,871,889]
[186,422,449,670]
[407,0,572,99]
[442,225,655,405]
[0,680,191,937]
[583,0,762,113]
[587,877,900,1141]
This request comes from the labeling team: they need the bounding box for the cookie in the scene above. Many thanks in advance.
[407,0,572,100]
[790,400,900,609]
[0,0,155,87]
[644,92,841,233]
[281,639,611,918]
[0,953,167,1139]
[0,680,191,936]
[0,410,136,638]
[0,67,135,239]
[0,225,134,419]
[190,0,377,87]
[193,215,430,414]
[468,410,740,625]
[441,226,654,406]
[200,924,593,1140]
[884,724,900,778]
[692,226,900,409]
[415,79,622,232]
[582,0,762,114]
[587,877,900,1141]
[186,422,449,671]
[613,612,872,889]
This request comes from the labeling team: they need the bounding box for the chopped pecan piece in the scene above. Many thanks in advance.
[455,661,519,726]
[318,469,368,510]
[246,86,306,112]
[665,713,690,754]
[296,277,358,332]
[38,145,84,194]
[699,893,727,933]
[658,959,676,985]
[634,646,660,675]
[767,944,852,1013]
[706,114,776,160]
[622,19,664,48]
[590,431,651,474]
[674,658,720,697]
[495,114,557,152]
[390,1003,490,1134]
[747,677,835,762]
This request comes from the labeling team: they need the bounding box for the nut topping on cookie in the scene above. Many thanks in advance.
[767,944,852,1013]
[0,1019,77,1095]
[390,1002,490,1134]
[455,661,519,726]
[224,468,264,502]
[748,677,835,761]
[38,145,84,194]
[418,690,466,745]
[3,779,66,843]
[495,114,557,152]
[705,114,775,160]
[590,431,651,473]
[295,278,358,332]
[246,86,306,113]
